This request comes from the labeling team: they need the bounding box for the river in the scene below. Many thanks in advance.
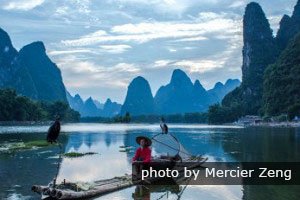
[0,123,299,200]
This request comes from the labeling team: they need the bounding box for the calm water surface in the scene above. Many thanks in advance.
[0,123,299,200]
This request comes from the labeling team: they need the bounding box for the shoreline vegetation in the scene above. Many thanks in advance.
[0,89,80,122]
[0,88,299,128]
[0,120,299,128]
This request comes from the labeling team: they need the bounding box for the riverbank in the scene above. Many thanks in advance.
[0,121,52,126]
[246,121,300,128]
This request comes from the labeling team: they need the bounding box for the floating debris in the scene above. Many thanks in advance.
[0,140,57,153]
[63,152,98,158]
[119,145,134,153]
[119,149,133,153]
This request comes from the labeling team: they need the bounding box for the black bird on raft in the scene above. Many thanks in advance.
[47,116,61,143]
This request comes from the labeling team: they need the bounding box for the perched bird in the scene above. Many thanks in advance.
[47,116,61,143]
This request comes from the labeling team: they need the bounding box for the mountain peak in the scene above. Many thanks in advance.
[214,82,224,89]
[292,0,300,19]
[244,2,273,42]
[105,98,112,104]
[86,97,93,102]
[74,94,81,98]
[121,76,154,115]
[170,69,193,87]
[276,0,300,50]
[0,28,13,48]
[171,69,189,80]
[194,80,201,86]
[193,80,206,92]
[131,76,148,84]
[21,41,46,53]
[225,79,241,86]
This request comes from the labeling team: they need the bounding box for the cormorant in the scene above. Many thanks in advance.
[47,116,61,143]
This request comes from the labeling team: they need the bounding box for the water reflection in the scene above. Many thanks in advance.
[0,124,299,200]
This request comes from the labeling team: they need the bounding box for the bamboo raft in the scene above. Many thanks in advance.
[32,156,207,200]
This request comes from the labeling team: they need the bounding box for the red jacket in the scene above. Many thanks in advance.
[132,147,151,163]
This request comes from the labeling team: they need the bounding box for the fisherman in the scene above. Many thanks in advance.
[47,115,61,144]
[132,136,152,163]
[132,136,152,180]
[160,117,168,134]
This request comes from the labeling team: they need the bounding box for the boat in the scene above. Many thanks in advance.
[32,156,207,200]
[32,132,208,200]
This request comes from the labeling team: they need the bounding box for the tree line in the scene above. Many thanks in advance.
[0,89,79,122]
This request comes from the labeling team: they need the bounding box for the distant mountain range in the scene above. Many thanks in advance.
[0,28,67,102]
[0,27,240,118]
[67,92,121,117]
[121,69,240,116]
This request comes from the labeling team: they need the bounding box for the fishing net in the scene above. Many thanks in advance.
[151,133,191,160]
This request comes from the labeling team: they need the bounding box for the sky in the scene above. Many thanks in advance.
[0,0,297,103]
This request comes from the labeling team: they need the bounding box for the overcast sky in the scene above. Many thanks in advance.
[0,0,297,103]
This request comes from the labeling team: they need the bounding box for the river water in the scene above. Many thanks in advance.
[0,123,299,200]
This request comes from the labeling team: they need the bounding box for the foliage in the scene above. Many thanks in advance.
[113,112,131,123]
[207,104,242,124]
[0,89,80,122]
[63,152,97,158]
[287,104,300,120]
[263,33,300,117]
[131,112,207,123]
[80,112,208,123]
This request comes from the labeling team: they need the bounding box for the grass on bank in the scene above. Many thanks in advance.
[63,152,98,158]
[0,140,57,153]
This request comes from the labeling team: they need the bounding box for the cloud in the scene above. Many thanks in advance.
[100,45,132,54]
[57,55,140,90]
[1,0,45,11]
[268,15,283,35]
[174,59,224,73]
[174,36,207,42]
[153,60,174,68]
[62,12,239,46]
[48,49,94,56]
[152,59,224,73]
[228,0,246,8]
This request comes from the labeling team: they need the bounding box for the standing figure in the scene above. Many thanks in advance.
[160,117,168,134]
[47,116,61,143]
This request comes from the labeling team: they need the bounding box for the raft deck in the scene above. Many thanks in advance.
[32,156,207,200]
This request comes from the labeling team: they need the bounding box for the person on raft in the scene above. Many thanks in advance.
[132,136,152,180]
[47,116,61,143]
[132,136,152,163]
[160,117,168,134]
